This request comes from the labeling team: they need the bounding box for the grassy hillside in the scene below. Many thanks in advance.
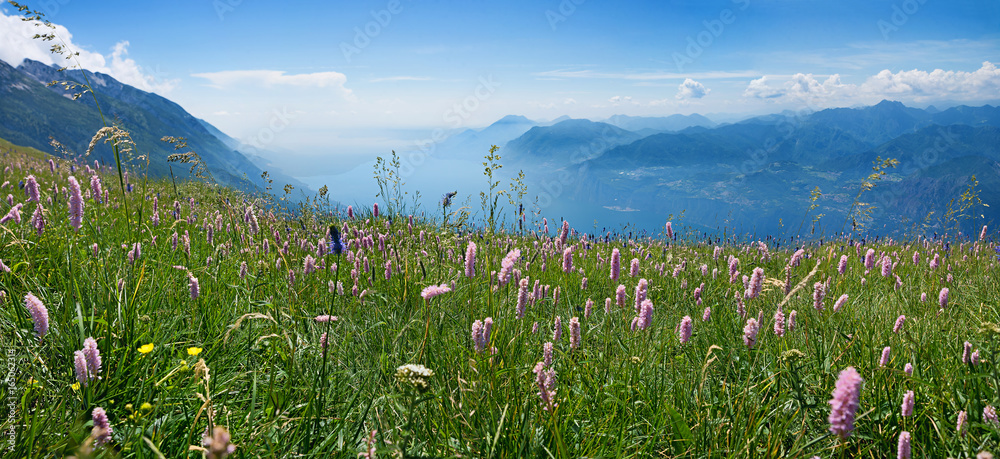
[1,136,999,458]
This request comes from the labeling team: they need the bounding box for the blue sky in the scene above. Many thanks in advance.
[2,0,999,171]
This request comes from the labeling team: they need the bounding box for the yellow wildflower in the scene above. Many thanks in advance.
[138,343,155,354]
[187,346,202,356]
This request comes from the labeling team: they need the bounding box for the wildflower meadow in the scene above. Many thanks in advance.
[1,131,999,458]
[0,6,998,455]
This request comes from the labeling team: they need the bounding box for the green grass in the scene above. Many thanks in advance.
[1,137,999,458]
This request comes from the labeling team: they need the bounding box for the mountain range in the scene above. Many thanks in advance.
[2,55,996,237]
[0,58,310,198]
[483,100,1000,237]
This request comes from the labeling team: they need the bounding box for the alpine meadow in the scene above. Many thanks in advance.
[2,1,1000,458]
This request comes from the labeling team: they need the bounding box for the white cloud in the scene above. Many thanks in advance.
[370,76,433,82]
[676,78,709,100]
[192,69,356,101]
[536,69,760,81]
[744,62,1000,104]
[608,95,635,106]
[743,76,784,99]
[860,61,1000,101]
[0,9,176,94]
[563,98,577,105]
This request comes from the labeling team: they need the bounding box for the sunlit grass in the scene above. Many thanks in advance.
[1,138,999,458]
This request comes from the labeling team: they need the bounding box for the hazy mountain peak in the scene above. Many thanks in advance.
[491,114,534,125]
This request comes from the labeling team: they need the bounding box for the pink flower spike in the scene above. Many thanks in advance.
[828,366,863,439]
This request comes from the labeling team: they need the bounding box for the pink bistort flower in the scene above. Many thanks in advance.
[828,366,863,439]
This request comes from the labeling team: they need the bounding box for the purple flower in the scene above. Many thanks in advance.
[24,292,48,339]
[743,318,759,349]
[553,316,562,342]
[678,315,693,344]
[901,390,914,417]
[609,248,621,281]
[68,176,84,231]
[828,366,863,439]
[897,431,911,459]
[83,337,101,379]
[702,307,711,322]
[665,221,673,239]
[533,361,557,411]
[745,267,764,299]
[864,248,876,271]
[91,407,112,446]
[543,342,553,367]
[880,255,893,277]
[31,204,45,236]
[373,202,379,218]
[957,410,968,437]
[569,317,581,350]
[773,307,785,337]
[90,175,102,203]
[813,282,826,311]
[188,273,200,300]
[420,283,452,300]
[634,299,654,331]
[963,341,972,364]
[615,284,627,308]
[472,320,486,353]
[939,287,949,308]
[74,351,89,386]
[788,310,797,331]
[314,315,338,323]
[203,426,236,459]
[584,298,594,319]
[833,294,849,312]
[465,241,476,278]
[880,346,892,367]
[904,362,913,376]
[0,203,23,225]
[985,405,999,427]
[562,246,574,273]
[837,254,848,275]
[24,175,40,202]
[893,315,906,334]
[629,258,639,277]
[516,278,529,319]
